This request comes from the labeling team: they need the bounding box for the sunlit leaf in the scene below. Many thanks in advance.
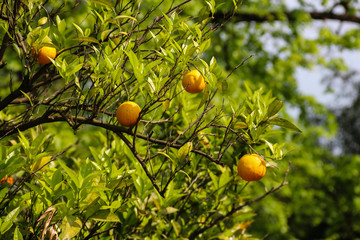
[90,210,120,222]
[178,142,193,162]
[61,216,82,240]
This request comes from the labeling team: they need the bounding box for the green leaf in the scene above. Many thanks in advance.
[17,130,29,151]
[72,23,84,36]
[51,169,63,189]
[13,226,23,240]
[25,182,43,196]
[234,121,248,129]
[1,220,12,234]
[147,77,156,93]
[219,170,231,188]
[267,99,283,117]
[268,118,302,132]
[73,37,99,44]
[1,207,20,234]
[126,50,143,82]
[92,10,104,23]
[171,219,181,236]
[90,210,120,222]
[210,56,216,71]
[264,139,275,154]
[198,86,209,110]
[178,142,193,162]
[166,207,179,214]
[31,156,51,173]
[199,38,211,53]
[0,188,9,200]
[90,0,114,8]
[57,17,66,33]
[208,169,219,189]
[19,90,33,106]
[4,207,20,222]
[217,80,228,93]
[68,63,83,76]
[31,132,49,152]
[157,152,175,164]
[58,161,80,188]
[113,15,137,22]
[101,30,112,41]
[38,17,48,26]
[61,216,82,240]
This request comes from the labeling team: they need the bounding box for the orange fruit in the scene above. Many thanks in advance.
[182,70,206,93]
[37,46,56,64]
[1,176,14,184]
[237,154,266,181]
[116,101,141,127]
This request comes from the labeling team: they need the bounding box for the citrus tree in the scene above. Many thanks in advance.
[0,0,302,239]
[205,0,360,239]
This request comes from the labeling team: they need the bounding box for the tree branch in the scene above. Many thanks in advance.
[213,10,360,24]
[188,162,291,240]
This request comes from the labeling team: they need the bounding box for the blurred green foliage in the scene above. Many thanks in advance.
[1,0,360,239]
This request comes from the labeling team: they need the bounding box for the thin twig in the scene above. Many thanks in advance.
[188,162,291,239]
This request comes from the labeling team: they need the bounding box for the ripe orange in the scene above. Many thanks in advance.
[37,46,56,64]
[1,176,14,184]
[116,101,141,127]
[237,154,266,181]
[182,70,206,93]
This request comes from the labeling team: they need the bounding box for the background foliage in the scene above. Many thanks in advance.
[1,0,360,239]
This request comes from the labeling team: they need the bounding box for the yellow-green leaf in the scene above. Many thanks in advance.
[73,37,99,44]
[171,219,181,236]
[113,15,137,21]
[61,216,82,240]
[38,17,48,26]
[234,121,248,129]
[90,210,120,222]
[178,142,193,162]
[31,156,51,173]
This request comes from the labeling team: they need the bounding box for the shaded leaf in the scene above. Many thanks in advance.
[1,207,20,234]
[73,37,99,44]
[268,118,302,132]
[0,221,12,234]
[13,226,23,240]
[90,0,113,8]
[208,169,219,189]
[267,99,283,117]
[217,81,228,93]
[198,85,209,110]
[58,161,80,188]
